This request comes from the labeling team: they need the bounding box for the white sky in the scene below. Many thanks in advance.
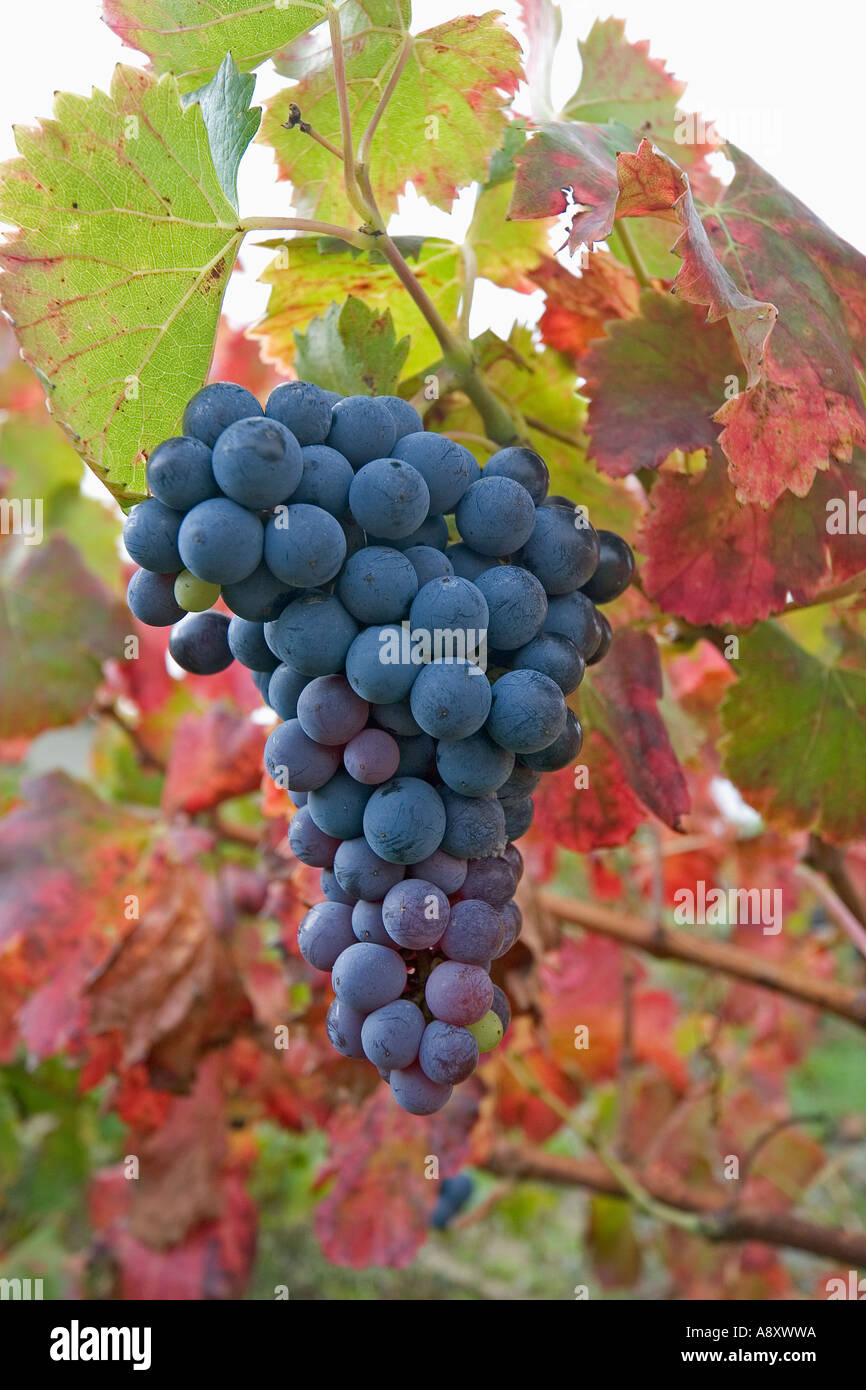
[0,0,863,338]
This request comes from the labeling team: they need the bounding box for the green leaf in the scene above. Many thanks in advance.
[722,624,866,844]
[294,295,409,396]
[103,0,326,92]
[253,235,460,378]
[0,65,244,503]
[564,17,684,137]
[182,53,261,209]
[467,180,551,289]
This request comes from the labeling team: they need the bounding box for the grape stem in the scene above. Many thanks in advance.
[282,103,345,162]
[240,216,370,249]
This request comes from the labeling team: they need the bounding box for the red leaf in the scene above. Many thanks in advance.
[528,252,640,361]
[532,727,644,851]
[162,707,266,814]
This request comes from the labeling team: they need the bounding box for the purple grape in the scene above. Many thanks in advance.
[296,674,369,745]
[333,836,405,901]
[409,849,468,895]
[287,805,340,868]
[297,902,356,971]
[490,984,511,1035]
[495,900,522,956]
[326,998,366,1059]
[457,856,517,908]
[418,1020,479,1084]
[425,961,493,1025]
[331,942,407,1012]
[390,1063,452,1115]
[352,899,392,946]
[440,899,504,964]
[343,728,401,784]
[381,878,450,949]
[361,1000,426,1070]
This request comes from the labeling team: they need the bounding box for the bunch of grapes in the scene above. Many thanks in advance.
[123,379,634,1114]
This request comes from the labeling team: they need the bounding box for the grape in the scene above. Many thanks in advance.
[500,795,534,841]
[126,569,184,626]
[475,565,547,650]
[389,1064,452,1115]
[439,788,507,860]
[264,718,342,792]
[490,984,511,1035]
[455,476,536,556]
[521,709,583,771]
[418,1021,479,1084]
[440,898,504,963]
[498,763,541,799]
[349,458,430,539]
[290,443,354,518]
[363,777,446,864]
[297,901,356,971]
[343,728,400,784]
[378,396,424,441]
[408,849,467,895]
[511,630,584,694]
[326,395,397,467]
[392,432,479,512]
[220,562,293,622]
[495,900,522,956]
[580,530,635,603]
[587,611,613,665]
[267,664,309,720]
[308,769,375,840]
[404,544,454,587]
[264,503,347,588]
[326,998,366,1059]
[292,791,309,807]
[341,518,367,561]
[320,867,357,905]
[268,592,359,676]
[435,730,514,797]
[425,961,493,1026]
[174,569,221,613]
[182,381,262,447]
[211,416,302,510]
[333,837,405,901]
[361,1000,426,1070]
[146,436,219,511]
[543,591,603,660]
[345,624,420,703]
[483,445,549,505]
[486,669,567,754]
[288,804,340,868]
[370,699,422,737]
[467,1010,503,1053]
[122,498,183,573]
[409,574,489,640]
[252,670,273,702]
[388,513,449,551]
[178,498,264,585]
[517,506,600,594]
[265,381,334,446]
[296,674,369,745]
[227,616,280,672]
[410,659,492,740]
[168,611,233,674]
[331,942,407,1012]
[457,856,517,908]
[445,543,498,581]
[503,842,524,881]
[352,898,392,945]
[431,1174,474,1228]
[381,878,449,949]
[337,546,419,624]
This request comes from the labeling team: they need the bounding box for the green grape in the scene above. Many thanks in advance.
[174,568,220,612]
[467,1009,503,1053]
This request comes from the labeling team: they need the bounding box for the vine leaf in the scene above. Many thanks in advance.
[528,252,640,360]
[294,295,409,395]
[263,4,523,225]
[182,52,261,209]
[0,65,244,502]
[102,0,326,92]
[563,17,684,136]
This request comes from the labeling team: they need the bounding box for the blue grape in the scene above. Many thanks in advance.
[126,569,184,627]
[337,545,418,624]
[392,432,480,513]
[363,777,446,864]
[543,591,604,660]
[445,543,498,581]
[297,901,355,971]
[326,396,397,468]
[392,731,435,779]
[268,592,359,676]
[168,611,232,674]
[435,730,514,797]
[486,669,567,753]
[454,476,535,556]
[296,674,369,745]
[381,878,449,949]
[517,505,600,594]
[389,1064,452,1115]
[378,396,424,441]
[431,1173,474,1228]
[475,565,547,650]
[408,849,467,895]
[580,530,634,603]
[178,497,264,584]
[410,660,491,740]
[409,574,489,641]
[425,960,493,1026]
[349,458,430,539]
[292,791,309,807]
[341,517,367,560]
[457,856,517,909]
[290,443,354,518]
[227,616,280,672]
[418,1021,479,1084]
[343,728,400,784]
[490,983,511,1034]
[439,787,506,860]
[500,795,534,840]
[251,669,273,702]
[403,545,454,587]
[326,999,366,1058]
[370,699,422,737]
[308,769,374,839]
[440,899,504,963]
[331,942,407,1012]
[392,513,449,551]
[267,663,309,720]
[503,841,524,880]
[345,625,419,704]
[352,899,392,945]
[361,1000,426,1070]
[498,763,541,799]
[182,381,262,448]
[321,867,357,905]
[146,436,219,511]
[511,631,585,694]
[221,562,293,622]
[587,611,612,665]
[288,805,340,868]
[521,709,583,771]
[264,718,342,791]
[212,416,302,509]
[333,837,405,901]
[122,498,183,573]
[264,503,346,587]
[483,445,549,504]
[265,381,334,445]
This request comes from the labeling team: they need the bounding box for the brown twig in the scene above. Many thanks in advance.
[282,102,344,162]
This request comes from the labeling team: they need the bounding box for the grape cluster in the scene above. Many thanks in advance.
[123,379,634,1114]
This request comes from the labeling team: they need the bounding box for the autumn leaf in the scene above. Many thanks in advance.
[532,727,644,852]
[161,707,267,815]
[563,16,688,149]
[528,252,640,360]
